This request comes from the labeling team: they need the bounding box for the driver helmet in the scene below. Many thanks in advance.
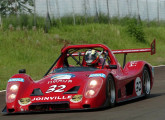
[84,49,99,65]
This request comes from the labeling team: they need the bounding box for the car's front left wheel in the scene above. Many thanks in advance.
[106,75,116,107]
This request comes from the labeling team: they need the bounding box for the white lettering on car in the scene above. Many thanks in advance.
[31,95,72,101]
[50,97,54,100]
[45,85,67,93]
[47,80,72,84]
[129,61,137,67]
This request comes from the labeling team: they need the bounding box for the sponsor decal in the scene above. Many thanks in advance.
[129,61,137,67]
[89,73,106,78]
[31,95,72,101]
[18,97,31,106]
[51,73,75,80]
[8,78,24,82]
[135,77,142,96]
[70,95,83,103]
[46,85,67,93]
[48,79,72,84]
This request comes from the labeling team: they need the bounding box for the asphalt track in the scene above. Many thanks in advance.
[1,66,165,120]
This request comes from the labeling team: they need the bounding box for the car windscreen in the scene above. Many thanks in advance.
[50,67,98,73]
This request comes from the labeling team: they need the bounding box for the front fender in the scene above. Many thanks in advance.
[6,74,34,113]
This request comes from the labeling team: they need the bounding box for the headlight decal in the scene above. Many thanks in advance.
[6,82,20,103]
[85,78,103,98]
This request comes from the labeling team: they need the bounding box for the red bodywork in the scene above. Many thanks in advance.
[3,40,155,113]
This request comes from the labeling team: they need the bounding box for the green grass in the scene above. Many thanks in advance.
[1,14,45,30]
[0,24,164,90]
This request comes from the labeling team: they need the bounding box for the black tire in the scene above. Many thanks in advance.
[106,75,116,107]
[142,66,151,98]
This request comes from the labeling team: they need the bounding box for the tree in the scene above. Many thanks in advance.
[0,0,34,16]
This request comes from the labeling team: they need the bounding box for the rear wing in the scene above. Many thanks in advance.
[112,39,156,55]
[113,39,156,68]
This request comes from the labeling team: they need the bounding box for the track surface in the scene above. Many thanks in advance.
[1,67,165,120]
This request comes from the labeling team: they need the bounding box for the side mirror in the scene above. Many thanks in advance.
[109,65,117,69]
[19,69,26,74]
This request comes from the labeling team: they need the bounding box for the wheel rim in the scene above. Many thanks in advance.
[144,70,150,94]
[108,80,115,103]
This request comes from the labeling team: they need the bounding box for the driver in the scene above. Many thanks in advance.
[84,49,100,67]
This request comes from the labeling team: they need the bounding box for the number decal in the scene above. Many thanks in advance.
[46,85,57,93]
[54,85,66,92]
[46,85,66,93]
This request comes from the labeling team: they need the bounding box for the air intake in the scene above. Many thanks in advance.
[83,104,90,108]
[8,109,15,113]
[29,101,70,111]
[64,86,80,94]
[31,88,44,96]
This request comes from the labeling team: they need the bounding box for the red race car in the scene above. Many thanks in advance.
[2,40,155,114]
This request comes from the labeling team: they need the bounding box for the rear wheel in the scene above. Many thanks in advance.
[106,75,116,107]
[143,66,151,98]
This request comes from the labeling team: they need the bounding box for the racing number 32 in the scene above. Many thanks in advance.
[46,85,66,93]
